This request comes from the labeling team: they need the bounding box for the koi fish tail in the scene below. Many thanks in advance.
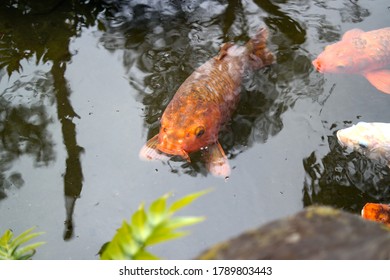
[245,27,275,69]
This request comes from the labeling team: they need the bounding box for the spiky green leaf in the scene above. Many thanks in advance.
[145,230,188,246]
[100,221,138,260]
[0,229,13,246]
[131,203,150,242]
[0,227,44,260]
[148,193,169,226]
[169,189,211,214]
[164,216,206,231]
[13,242,46,260]
[11,228,44,250]
[133,250,160,260]
[99,190,209,260]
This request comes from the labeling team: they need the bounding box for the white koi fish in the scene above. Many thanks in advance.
[336,122,390,167]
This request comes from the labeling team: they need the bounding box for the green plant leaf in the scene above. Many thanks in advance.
[169,189,211,214]
[11,228,44,250]
[13,242,46,260]
[100,221,138,260]
[148,193,169,226]
[99,189,209,260]
[133,250,160,260]
[97,241,110,256]
[0,229,13,247]
[164,216,206,231]
[145,230,188,246]
[144,216,204,246]
[14,253,34,260]
[131,203,151,242]
[0,227,44,260]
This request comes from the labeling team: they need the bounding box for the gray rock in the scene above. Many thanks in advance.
[198,206,390,259]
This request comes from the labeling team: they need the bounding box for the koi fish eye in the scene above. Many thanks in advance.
[337,64,346,69]
[195,126,205,138]
[358,140,368,149]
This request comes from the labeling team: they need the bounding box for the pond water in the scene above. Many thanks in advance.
[0,0,389,259]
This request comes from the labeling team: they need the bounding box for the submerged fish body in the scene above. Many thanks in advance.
[336,122,390,167]
[312,27,390,94]
[140,28,274,177]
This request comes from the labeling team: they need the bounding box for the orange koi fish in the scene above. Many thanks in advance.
[361,203,390,226]
[312,27,390,94]
[139,28,274,177]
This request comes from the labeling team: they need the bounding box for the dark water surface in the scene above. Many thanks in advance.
[0,0,389,259]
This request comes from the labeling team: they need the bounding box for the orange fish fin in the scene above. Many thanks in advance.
[246,27,275,68]
[216,42,234,61]
[203,142,231,178]
[362,203,390,226]
[342,28,364,41]
[139,134,168,161]
[180,150,191,163]
[363,69,390,94]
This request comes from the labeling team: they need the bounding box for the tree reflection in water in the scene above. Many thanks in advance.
[0,0,104,239]
[0,62,55,198]
[303,133,390,213]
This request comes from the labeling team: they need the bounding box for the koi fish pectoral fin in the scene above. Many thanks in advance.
[203,142,231,178]
[139,134,169,161]
[363,69,390,94]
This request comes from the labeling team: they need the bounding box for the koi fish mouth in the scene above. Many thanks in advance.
[336,130,353,149]
[336,130,346,146]
[157,143,190,162]
[312,59,323,73]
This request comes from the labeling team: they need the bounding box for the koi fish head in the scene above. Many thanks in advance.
[139,107,229,177]
[336,122,390,164]
[155,104,220,161]
[361,203,390,226]
[156,125,206,161]
[312,42,359,74]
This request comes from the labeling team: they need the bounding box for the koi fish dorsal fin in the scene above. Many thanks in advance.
[139,134,169,161]
[216,42,234,61]
[203,142,231,178]
[342,28,364,41]
[363,69,390,94]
